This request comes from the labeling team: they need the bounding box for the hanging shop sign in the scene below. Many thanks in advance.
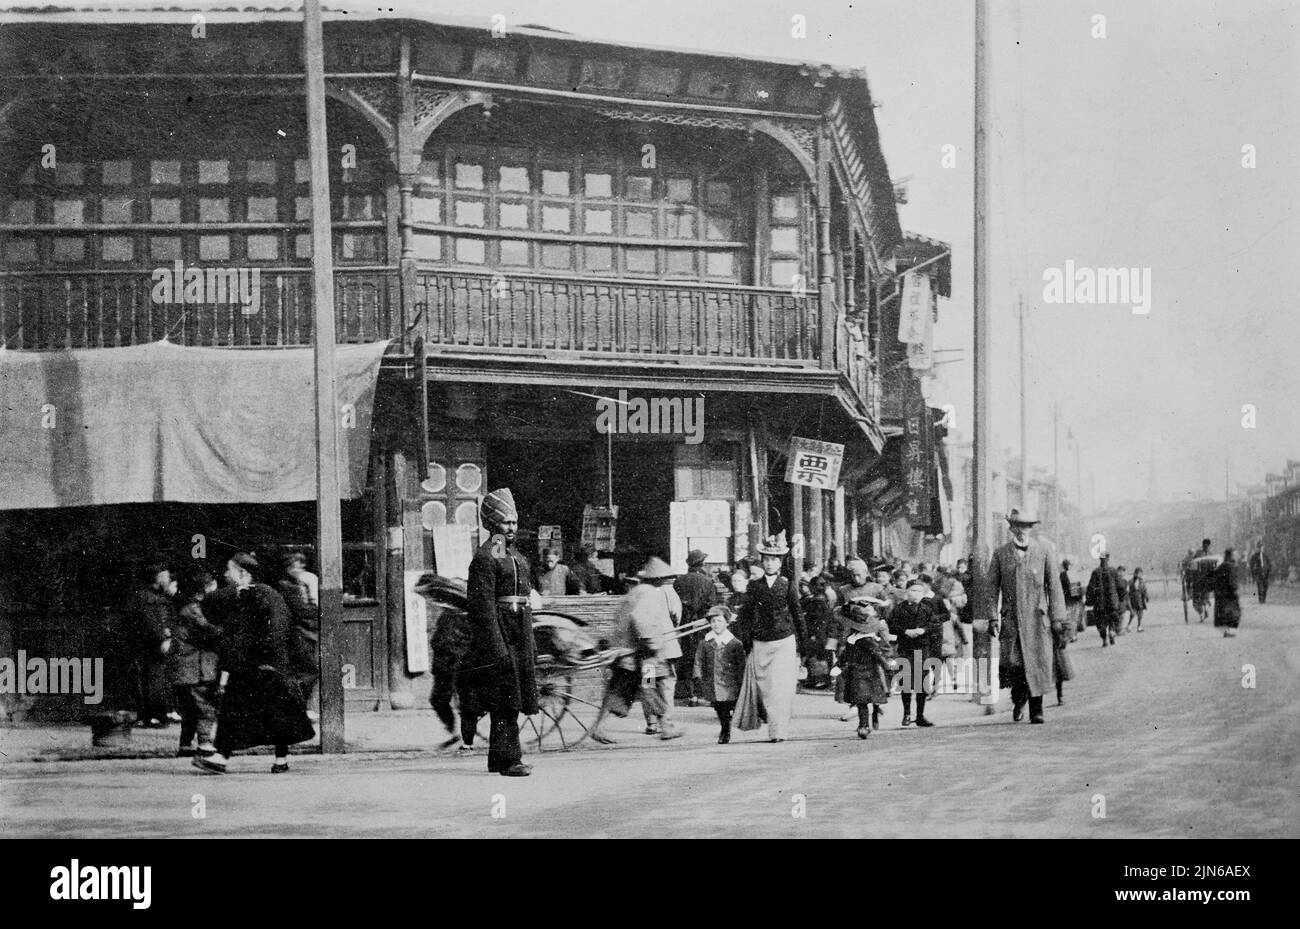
[903,378,934,529]
[784,437,845,489]
[581,505,618,553]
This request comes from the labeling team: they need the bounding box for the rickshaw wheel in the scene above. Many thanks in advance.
[471,666,606,751]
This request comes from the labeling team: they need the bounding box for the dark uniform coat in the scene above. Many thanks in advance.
[887,598,945,667]
[464,535,539,716]
[987,538,1067,698]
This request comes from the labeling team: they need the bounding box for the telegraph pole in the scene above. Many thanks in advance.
[972,0,998,711]
[304,0,345,753]
[1052,402,1059,535]
[1019,295,1028,508]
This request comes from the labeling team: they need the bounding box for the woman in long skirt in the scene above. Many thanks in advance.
[735,534,806,742]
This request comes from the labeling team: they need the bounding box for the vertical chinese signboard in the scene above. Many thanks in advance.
[903,378,933,529]
[785,437,845,489]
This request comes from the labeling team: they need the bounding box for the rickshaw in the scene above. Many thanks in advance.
[417,576,708,752]
[1181,553,1220,623]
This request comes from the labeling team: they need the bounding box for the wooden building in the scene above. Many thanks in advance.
[0,5,951,715]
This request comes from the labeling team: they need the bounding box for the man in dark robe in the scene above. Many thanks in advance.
[463,488,539,777]
[193,552,314,775]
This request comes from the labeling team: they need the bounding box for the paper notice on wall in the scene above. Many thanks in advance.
[432,524,476,581]
[687,536,729,564]
[683,499,731,538]
[403,570,431,674]
[670,535,689,575]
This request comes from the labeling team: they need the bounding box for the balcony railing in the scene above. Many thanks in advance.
[412,269,823,364]
[0,268,397,350]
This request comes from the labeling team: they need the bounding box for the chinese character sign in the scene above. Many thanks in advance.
[897,270,932,345]
[902,379,933,529]
[784,437,845,489]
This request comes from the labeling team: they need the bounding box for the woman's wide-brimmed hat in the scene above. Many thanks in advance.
[636,556,678,580]
[757,532,790,556]
[480,488,518,527]
[686,548,709,567]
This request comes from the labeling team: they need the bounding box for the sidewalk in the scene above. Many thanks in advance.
[0,687,996,764]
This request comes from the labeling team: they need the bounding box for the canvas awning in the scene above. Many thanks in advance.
[0,340,389,509]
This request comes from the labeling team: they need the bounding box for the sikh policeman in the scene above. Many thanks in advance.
[463,488,539,777]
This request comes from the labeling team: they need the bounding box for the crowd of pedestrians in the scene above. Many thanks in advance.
[118,551,321,773]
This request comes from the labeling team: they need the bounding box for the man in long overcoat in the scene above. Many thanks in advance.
[464,488,539,777]
[986,507,1066,725]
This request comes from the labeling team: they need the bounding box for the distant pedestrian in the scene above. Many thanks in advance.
[727,567,750,612]
[1129,568,1149,632]
[568,546,607,594]
[276,553,320,712]
[1114,567,1131,635]
[534,548,576,596]
[887,578,944,727]
[1248,544,1272,604]
[1186,539,1215,622]
[1060,558,1083,636]
[801,573,835,689]
[675,549,719,703]
[168,570,221,757]
[193,553,315,775]
[834,597,896,738]
[1051,610,1073,706]
[124,562,176,728]
[1214,549,1242,638]
[693,606,745,743]
[1086,554,1121,647]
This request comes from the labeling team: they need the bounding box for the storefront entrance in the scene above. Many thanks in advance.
[488,438,675,575]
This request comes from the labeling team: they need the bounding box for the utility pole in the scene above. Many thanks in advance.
[1018,294,1028,509]
[1052,401,1059,536]
[972,0,998,712]
[304,0,345,753]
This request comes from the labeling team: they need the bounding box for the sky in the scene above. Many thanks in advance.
[361,1,1298,507]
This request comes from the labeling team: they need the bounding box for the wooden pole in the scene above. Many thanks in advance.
[1018,295,1027,508]
[972,0,998,710]
[304,0,345,752]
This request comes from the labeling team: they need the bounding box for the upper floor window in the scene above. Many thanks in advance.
[411,142,750,283]
[1,152,386,270]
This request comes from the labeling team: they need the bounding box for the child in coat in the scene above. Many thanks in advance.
[834,597,896,738]
[694,605,746,744]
